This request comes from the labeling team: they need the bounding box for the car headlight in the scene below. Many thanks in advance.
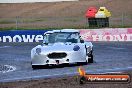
[73,45,80,51]
[36,48,41,54]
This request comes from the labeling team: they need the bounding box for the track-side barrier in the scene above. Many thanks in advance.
[0,28,132,42]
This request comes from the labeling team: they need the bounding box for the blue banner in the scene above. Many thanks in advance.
[0,30,49,42]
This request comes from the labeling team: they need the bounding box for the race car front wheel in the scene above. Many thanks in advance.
[32,65,37,69]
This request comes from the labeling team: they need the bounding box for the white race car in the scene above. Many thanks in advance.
[31,29,93,69]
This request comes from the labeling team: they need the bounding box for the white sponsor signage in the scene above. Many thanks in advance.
[91,34,132,41]
[0,35,44,42]
[1,34,132,42]
[0,28,132,42]
[80,28,132,41]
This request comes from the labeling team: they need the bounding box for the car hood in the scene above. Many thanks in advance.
[36,42,82,53]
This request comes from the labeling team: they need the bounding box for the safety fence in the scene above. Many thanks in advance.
[0,15,131,29]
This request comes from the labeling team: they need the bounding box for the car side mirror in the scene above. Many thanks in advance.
[43,42,48,45]
[43,40,48,45]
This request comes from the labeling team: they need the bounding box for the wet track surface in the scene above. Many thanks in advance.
[0,42,132,82]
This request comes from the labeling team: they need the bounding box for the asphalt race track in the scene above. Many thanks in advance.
[0,42,132,82]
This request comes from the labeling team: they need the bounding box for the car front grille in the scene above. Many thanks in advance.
[47,52,67,59]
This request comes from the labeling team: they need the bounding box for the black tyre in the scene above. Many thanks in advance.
[32,65,37,70]
[88,54,93,63]
[88,51,93,63]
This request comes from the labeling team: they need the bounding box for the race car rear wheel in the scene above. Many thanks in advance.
[88,51,93,63]
[88,54,93,63]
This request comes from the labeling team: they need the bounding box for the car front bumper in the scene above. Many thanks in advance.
[31,50,86,65]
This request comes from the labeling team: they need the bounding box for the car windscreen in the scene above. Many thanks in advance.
[46,32,79,43]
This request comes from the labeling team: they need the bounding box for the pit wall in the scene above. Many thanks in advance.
[0,28,132,42]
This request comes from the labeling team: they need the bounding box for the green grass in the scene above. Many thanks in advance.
[63,18,81,22]
[0,20,14,24]
[0,17,131,31]
[21,18,47,23]
[0,26,88,31]
[0,18,48,24]
[0,25,131,31]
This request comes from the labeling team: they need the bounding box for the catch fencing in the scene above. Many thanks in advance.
[0,14,131,29]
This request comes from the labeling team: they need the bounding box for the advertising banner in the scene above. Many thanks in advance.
[0,30,47,42]
[80,28,132,41]
[0,28,132,42]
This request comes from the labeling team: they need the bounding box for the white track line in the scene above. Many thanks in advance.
[107,47,126,50]
[1,66,132,82]
[0,46,11,49]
